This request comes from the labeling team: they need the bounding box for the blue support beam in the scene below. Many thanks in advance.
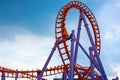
[76,40,101,72]
[74,11,82,63]
[1,72,5,80]
[15,70,18,80]
[37,44,57,80]
[81,12,107,80]
[69,30,75,80]
[62,70,67,80]
[89,47,95,79]
[62,65,68,80]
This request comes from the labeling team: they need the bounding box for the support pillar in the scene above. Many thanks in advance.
[15,70,18,80]
[1,72,5,80]
[81,12,107,80]
[62,70,67,80]
[74,11,82,63]
[89,47,95,79]
[76,40,100,71]
[69,30,75,80]
[37,44,57,80]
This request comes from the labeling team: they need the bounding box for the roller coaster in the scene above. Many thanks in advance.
[0,0,119,80]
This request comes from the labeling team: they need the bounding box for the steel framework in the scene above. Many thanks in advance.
[0,0,119,80]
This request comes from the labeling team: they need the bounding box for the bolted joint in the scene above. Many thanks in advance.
[84,24,88,28]
[52,45,56,51]
[71,30,75,42]
[77,27,81,30]
[89,47,93,51]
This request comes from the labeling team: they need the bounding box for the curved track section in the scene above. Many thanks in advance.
[0,0,102,80]
[0,64,99,79]
[55,0,101,79]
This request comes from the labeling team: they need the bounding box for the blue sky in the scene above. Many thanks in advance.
[0,0,120,80]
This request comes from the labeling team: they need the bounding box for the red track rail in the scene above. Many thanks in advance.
[0,0,101,79]
[55,0,101,79]
[0,64,99,79]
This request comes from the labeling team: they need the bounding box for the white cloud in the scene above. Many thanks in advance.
[96,0,120,49]
[118,3,120,8]
[0,32,54,57]
[116,0,120,8]
[103,23,120,42]
[0,26,62,71]
[112,65,120,77]
[97,0,120,25]
[104,30,113,41]
[96,0,120,79]
[110,64,120,79]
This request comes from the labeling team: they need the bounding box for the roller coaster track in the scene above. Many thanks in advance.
[0,64,99,80]
[0,0,108,80]
[55,0,100,79]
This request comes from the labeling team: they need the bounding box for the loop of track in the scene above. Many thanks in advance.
[55,0,101,79]
[0,0,101,79]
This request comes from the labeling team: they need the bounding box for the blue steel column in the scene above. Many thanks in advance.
[89,47,94,79]
[69,30,75,80]
[74,11,82,63]
[81,12,107,80]
[37,44,57,80]
[62,69,67,80]
[62,65,68,80]
[76,40,100,72]
[1,72,5,80]
[15,70,18,80]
